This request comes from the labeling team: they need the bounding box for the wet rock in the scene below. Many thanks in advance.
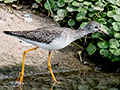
[109,76,120,86]
[41,86,50,90]
[78,85,89,90]
[108,88,119,90]
[86,76,96,87]
[96,86,107,90]
[96,79,108,89]
[32,3,39,9]
[32,88,37,90]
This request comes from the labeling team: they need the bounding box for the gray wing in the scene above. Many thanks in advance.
[4,27,63,44]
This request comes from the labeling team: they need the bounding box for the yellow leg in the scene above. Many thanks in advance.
[15,47,38,85]
[48,51,60,83]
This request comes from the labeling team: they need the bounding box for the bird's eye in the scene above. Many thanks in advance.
[95,26,98,29]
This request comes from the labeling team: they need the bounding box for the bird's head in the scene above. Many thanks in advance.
[84,21,103,33]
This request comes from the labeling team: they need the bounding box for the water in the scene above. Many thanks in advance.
[0,69,120,90]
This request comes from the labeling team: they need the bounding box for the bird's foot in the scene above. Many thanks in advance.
[55,81,61,84]
[15,81,24,86]
[15,72,24,86]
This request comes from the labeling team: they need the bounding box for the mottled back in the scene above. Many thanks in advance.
[4,27,63,44]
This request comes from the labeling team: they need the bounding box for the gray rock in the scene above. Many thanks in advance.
[78,85,89,90]
[108,88,119,90]
[86,76,96,86]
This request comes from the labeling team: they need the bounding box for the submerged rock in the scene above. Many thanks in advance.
[78,85,89,90]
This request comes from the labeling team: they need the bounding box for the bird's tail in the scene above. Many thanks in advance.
[3,31,24,37]
[4,31,13,35]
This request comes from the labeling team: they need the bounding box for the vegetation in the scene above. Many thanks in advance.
[41,0,120,62]
[1,0,120,62]
[0,0,17,3]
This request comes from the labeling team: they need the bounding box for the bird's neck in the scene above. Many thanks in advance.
[74,28,94,40]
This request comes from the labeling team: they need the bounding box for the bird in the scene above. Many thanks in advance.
[4,21,103,85]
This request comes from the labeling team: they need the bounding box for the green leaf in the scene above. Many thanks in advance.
[83,1,92,6]
[108,53,113,60]
[116,1,120,6]
[80,22,88,28]
[109,48,120,56]
[57,0,65,7]
[114,33,120,39]
[98,42,108,48]
[111,56,120,62]
[113,15,120,22]
[115,9,120,14]
[88,8,94,12]
[88,13,95,17]
[76,12,86,21]
[101,12,107,17]
[110,5,118,9]
[93,2,105,11]
[76,8,87,21]
[35,0,41,3]
[66,5,77,12]
[77,7,87,12]
[86,43,96,55]
[57,9,67,18]
[108,19,113,24]
[72,1,81,7]
[53,1,59,11]
[44,2,49,10]
[118,40,120,43]
[112,22,120,31]
[78,0,83,2]
[84,6,88,10]
[100,49,109,57]
[68,19,75,26]
[101,24,112,35]
[109,39,119,48]
[98,18,107,24]
[107,11,116,17]
[92,32,101,38]
[66,6,74,12]
[106,0,116,4]
[63,0,73,3]
[93,6,104,11]
[44,0,55,10]
[102,0,107,4]
[4,0,17,3]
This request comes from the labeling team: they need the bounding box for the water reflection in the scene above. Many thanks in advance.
[0,69,119,90]
[14,82,56,90]
[50,82,55,90]
[16,85,23,90]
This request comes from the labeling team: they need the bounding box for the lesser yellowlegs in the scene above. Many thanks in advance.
[4,21,103,85]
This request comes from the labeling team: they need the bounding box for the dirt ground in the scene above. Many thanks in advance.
[0,3,120,90]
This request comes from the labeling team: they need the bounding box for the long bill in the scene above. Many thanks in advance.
[98,29,114,38]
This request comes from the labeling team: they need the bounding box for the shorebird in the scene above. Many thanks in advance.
[4,21,103,85]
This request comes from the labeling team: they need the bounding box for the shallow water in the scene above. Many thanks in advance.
[0,69,120,90]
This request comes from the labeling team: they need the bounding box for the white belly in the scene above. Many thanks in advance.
[20,37,73,50]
